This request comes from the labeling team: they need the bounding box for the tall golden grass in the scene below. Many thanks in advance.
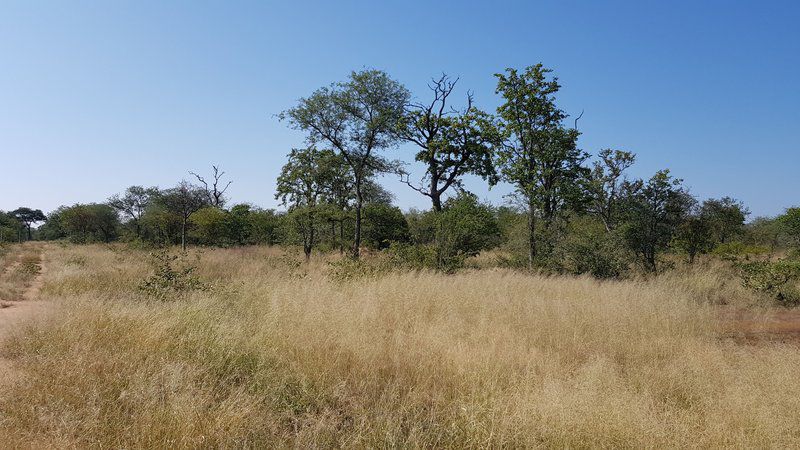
[1,244,799,447]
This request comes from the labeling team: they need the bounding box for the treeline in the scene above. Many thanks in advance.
[3,63,799,277]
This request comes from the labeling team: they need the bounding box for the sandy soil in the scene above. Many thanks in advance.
[0,252,48,381]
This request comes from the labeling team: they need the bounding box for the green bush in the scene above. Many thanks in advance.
[738,260,800,306]
[139,250,208,300]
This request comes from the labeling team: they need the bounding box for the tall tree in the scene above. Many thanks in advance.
[108,186,159,238]
[621,170,694,272]
[281,69,409,258]
[587,149,637,232]
[396,75,499,211]
[700,197,749,244]
[493,64,588,267]
[158,181,209,251]
[190,165,232,208]
[11,207,46,241]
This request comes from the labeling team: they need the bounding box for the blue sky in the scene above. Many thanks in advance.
[1,0,798,218]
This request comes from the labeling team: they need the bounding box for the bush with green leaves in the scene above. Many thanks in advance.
[554,217,630,278]
[738,260,800,306]
[139,249,208,300]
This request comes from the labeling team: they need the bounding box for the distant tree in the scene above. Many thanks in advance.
[587,149,637,232]
[276,147,341,260]
[189,206,230,246]
[494,64,588,267]
[190,165,232,208]
[673,212,714,263]
[397,74,499,212]
[701,197,749,244]
[778,207,800,248]
[11,207,47,241]
[60,204,120,243]
[158,181,209,250]
[281,69,410,258]
[108,186,159,238]
[0,211,22,243]
[621,170,694,272]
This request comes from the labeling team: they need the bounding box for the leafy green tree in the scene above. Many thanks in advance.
[11,207,46,241]
[189,206,230,246]
[778,207,800,249]
[397,74,499,211]
[0,211,23,243]
[494,64,588,267]
[436,192,501,261]
[276,147,342,260]
[108,186,159,238]
[362,203,410,249]
[621,170,694,272]
[157,181,209,250]
[701,197,749,244]
[587,149,636,232]
[281,69,410,258]
[673,212,714,263]
[60,203,120,243]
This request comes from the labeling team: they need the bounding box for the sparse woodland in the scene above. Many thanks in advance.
[2,65,800,447]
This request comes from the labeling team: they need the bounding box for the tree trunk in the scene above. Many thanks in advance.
[26,224,32,241]
[181,216,187,251]
[430,171,442,213]
[352,177,363,259]
[528,195,536,270]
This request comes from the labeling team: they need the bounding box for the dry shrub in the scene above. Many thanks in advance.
[0,244,799,447]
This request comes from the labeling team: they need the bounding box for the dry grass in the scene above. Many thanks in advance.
[1,244,799,447]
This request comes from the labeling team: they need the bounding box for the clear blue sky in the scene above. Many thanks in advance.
[1,0,798,218]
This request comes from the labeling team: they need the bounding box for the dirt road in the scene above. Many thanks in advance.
[0,244,48,380]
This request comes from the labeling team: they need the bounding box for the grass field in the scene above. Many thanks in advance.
[1,243,800,447]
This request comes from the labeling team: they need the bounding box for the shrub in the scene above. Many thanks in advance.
[139,249,208,300]
[738,260,800,306]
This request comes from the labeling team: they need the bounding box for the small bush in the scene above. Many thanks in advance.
[139,249,208,300]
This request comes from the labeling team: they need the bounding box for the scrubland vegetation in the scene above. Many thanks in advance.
[2,63,800,447]
[0,243,799,447]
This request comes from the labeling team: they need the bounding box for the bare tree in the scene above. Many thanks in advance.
[190,165,232,208]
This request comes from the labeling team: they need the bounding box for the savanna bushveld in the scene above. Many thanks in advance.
[2,65,800,447]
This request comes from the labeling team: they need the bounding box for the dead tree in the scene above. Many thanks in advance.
[190,165,232,208]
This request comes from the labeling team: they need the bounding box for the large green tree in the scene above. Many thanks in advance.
[396,74,499,212]
[157,181,209,251]
[621,170,694,272]
[281,69,409,258]
[493,64,588,267]
[11,207,46,241]
[108,186,159,238]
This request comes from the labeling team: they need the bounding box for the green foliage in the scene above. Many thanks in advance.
[436,192,501,258]
[10,207,47,240]
[139,249,208,300]
[738,260,800,306]
[362,203,410,250]
[397,74,500,211]
[281,69,410,258]
[778,207,800,248]
[712,242,769,261]
[621,170,693,272]
[59,203,120,243]
[494,64,589,267]
[554,216,630,278]
[701,197,749,244]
